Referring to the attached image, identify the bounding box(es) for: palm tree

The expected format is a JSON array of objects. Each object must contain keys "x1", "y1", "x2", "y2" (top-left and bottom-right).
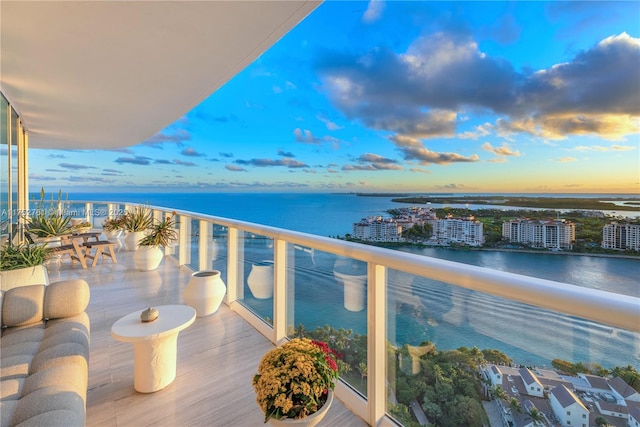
[
  {"x1": 509, "y1": 397, "x2": 522, "y2": 416},
  {"x1": 491, "y1": 385, "x2": 508, "y2": 401},
  {"x1": 525, "y1": 407, "x2": 544, "y2": 426}
]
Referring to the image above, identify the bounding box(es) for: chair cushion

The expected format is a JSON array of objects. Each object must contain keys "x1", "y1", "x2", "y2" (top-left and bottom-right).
[
  {"x1": 0, "y1": 355, "x2": 32, "y2": 380},
  {"x1": 22, "y1": 364, "x2": 87, "y2": 400},
  {"x1": 0, "y1": 400, "x2": 19, "y2": 427},
  {"x1": 0, "y1": 377, "x2": 24, "y2": 400},
  {"x1": 43, "y1": 280, "x2": 89, "y2": 319},
  {"x1": 1, "y1": 286, "x2": 45, "y2": 327},
  {"x1": 11, "y1": 385, "x2": 85, "y2": 426},
  {"x1": 29, "y1": 343, "x2": 88, "y2": 375}
]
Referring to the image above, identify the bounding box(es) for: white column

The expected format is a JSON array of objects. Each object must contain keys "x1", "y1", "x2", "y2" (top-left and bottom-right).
[
  {"x1": 199, "y1": 220, "x2": 210, "y2": 271},
  {"x1": 368, "y1": 263, "x2": 387, "y2": 426}
]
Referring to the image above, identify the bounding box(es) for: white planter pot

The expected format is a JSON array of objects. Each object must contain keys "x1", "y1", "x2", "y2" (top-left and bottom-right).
[
  {"x1": 333, "y1": 260, "x2": 367, "y2": 312},
  {"x1": 133, "y1": 246, "x2": 164, "y2": 271},
  {"x1": 267, "y1": 390, "x2": 333, "y2": 427},
  {"x1": 124, "y1": 231, "x2": 145, "y2": 251},
  {"x1": 183, "y1": 270, "x2": 226, "y2": 317},
  {"x1": 0, "y1": 265, "x2": 50, "y2": 291},
  {"x1": 105, "y1": 229, "x2": 122, "y2": 240},
  {"x1": 247, "y1": 260, "x2": 274, "y2": 299}
]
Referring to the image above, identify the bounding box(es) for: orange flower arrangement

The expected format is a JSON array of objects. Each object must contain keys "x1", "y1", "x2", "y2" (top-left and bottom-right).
[{"x1": 252, "y1": 338, "x2": 340, "y2": 423}]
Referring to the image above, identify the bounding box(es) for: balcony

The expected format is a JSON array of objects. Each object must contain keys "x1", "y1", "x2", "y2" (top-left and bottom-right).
[{"x1": 50, "y1": 201, "x2": 638, "y2": 426}]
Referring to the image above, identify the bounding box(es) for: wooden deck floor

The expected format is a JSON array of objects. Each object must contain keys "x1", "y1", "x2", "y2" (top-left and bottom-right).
[{"x1": 48, "y1": 241, "x2": 367, "y2": 427}]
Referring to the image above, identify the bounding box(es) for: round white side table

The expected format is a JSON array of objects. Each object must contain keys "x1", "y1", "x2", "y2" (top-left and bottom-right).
[{"x1": 111, "y1": 304, "x2": 196, "y2": 393}]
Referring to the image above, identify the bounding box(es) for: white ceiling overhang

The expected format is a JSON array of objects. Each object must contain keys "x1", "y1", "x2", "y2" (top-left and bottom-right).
[{"x1": 0, "y1": 1, "x2": 321, "y2": 149}]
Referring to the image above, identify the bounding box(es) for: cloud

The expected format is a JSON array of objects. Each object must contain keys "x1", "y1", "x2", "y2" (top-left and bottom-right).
[
  {"x1": 571, "y1": 144, "x2": 636, "y2": 152},
  {"x1": 115, "y1": 156, "x2": 152, "y2": 165},
  {"x1": 58, "y1": 163, "x2": 98, "y2": 170},
  {"x1": 436, "y1": 183, "x2": 477, "y2": 190},
  {"x1": 140, "y1": 129, "x2": 191, "y2": 148},
  {"x1": 278, "y1": 150, "x2": 295, "y2": 158},
  {"x1": 101, "y1": 168, "x2": 124, "y2": 176},
  {"x1": 481, "y1": 142, "x2": 521, "y2": 157},
  {"x1": 154, "y1": 159, "x2": 172, "y2": 165},
  {"x1": 235, "y1": 158, "x2": 309, "y2": 168},
  {"x1": 181, "y1": 147, "x2": 206, "y2": 157},
  {"x1": 29, "y1": 173, "x2": 57, "y2": 181},
  {"x1": 293, "y1": 128, "x2": 344, "y2": 148},
  {"x1": 458, "y1": 123, "x2": 493, "y2": 140},
  {"x1": 557, "y1": 157, "x2": 577, "y2": 162},
  {"x1": 225, "y1": 165, "x2": 247, "y2": 172},
  {"x1": 103, "y1": 147, "x2": 135, "y2": 154},
  {"x1": 273, "y1": 81, "x2": 297, "y2": 94},
  {"x1": 391, "y1": 135, "x2": 480, "y2": 165},
  {"x1": 409, "y1": 168, "x2": 431, "y2": 174},
  {"x1": 47, "y1": 154, "x2": 67, "y2": 159},
  {"x1": 172, "y1": 159, "x2": 197, "y2": 167},
  {"x1": 317, "y1": 114, "x2": 343, "y2": 130},
  {"x1": 219, "y1": 152, "x2": 234, "y2": 158},
  {"x1": 316, "y1": 31, "x2": 640, "y2": 145},
  {"x1": 294, "y1": 128, "x2": 320, "y2": 144},
  {"x1": 363, "y1": 0, "x2": 385, "y2": 23},
  {"x1": 67, "y1": 176, "x2": 115, "y2": 183},
  {"x1": 487, "y1": 157, "x2": 507, "y2": 163},
  {"x1": 343, "y1": 153, "x2": 403, "y2": 171}
]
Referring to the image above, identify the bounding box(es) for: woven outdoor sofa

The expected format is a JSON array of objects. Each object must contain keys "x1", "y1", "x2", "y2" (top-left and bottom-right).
[{"x1": 0, "y1": 279, "x2": 90, "y2": 427}]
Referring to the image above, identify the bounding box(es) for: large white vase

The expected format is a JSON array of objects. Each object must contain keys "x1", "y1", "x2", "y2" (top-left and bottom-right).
[
  {"x1": 183, "y1": 270, "x2": 226, "y2": 317},
  {"x1": 124, "y1": 231, "x2": 145, "y2": 251},
  {"x1": 247, "y1": 260, "x2": 274, "y2": 299},
  {"x1": 0, "y1": 265, "x2": 50, "y2": 291},
  {"x1": 133, "y1": 246, "x2": 164, "y2": 271},
  {"x1": 333, "y1": 260, "x2": 367, "y2": 312}
]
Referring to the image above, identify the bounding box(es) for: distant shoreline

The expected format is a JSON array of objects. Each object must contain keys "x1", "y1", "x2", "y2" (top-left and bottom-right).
[
  {"x1": 476, "y1": 247, "x2": 640, "y2": 260},
  {"x1": 388, "y1": 195, "x2": 640, "y2": 211},
  {"x1": 352, "y1": 240, "x2": 640, "y2": 260}
]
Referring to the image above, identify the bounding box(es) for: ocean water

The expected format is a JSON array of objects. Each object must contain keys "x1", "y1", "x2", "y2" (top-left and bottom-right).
[{"x1": 71, "y1": 192, "x2": 640, "y2": 368}]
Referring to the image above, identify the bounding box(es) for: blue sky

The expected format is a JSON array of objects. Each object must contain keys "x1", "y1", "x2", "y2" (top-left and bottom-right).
[{"x1": 28, "y1": 1, "x2": 640, "y2": 194}]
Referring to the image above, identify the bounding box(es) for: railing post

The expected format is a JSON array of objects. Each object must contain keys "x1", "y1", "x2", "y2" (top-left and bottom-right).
[
  {"x1": 226, "y1": 227, "x2": 240, "y2": 303},
  {"x1": 199, "y1": 220, "x2": 210, "y2": 271},
  {"x1": 368, "y1": 262, "x2": 387, "y2": 426},
  {"x1": 178, "y1": 214, "x2": 190, "y2": 265},
  {"x1": 84, "y1": 202, "x2": 92, "y2": 224},
  {"x1": 273, "y1": 239, "x2": 288, "y2": 344}
]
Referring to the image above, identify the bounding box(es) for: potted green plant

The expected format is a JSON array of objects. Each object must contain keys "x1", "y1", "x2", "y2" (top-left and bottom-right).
[
  {"x1": 122, "y1": 205, "x2": 154, "y2": 250},
  {"x1": 102, "y1": 215, "x2": 125, "y2": 239},
  {"x1": 0, "y1": 243, "x2": 52, "y2": 291},
  {"x1": 71, "y1": 220, "x2": 93, "y2": 234},
  {"x1": 252, "y1": 338, "x2": 339, "y2": 426},
  {"x1": 133, "y1": 212, "x2": 178, "y2": 270},
  {"x1": 25, "y1": 188, "x2": 72, "y2": 240}
]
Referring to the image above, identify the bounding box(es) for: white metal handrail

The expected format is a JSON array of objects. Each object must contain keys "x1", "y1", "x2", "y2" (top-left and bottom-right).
[
  {"x1": 144, "y1": 204, "x2": 638, "y2": 333},
  {"x1": 79, "y1": 200, "x2": 639, "y2": 426}
]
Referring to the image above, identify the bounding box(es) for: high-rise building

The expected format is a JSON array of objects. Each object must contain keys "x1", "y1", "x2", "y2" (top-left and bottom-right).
[
  {"x1": 502, "y1": 218, "x2": 575, "y2": 250},
  {"x1": 602, "y1": 222, "x2": 640, "y2": 251}
]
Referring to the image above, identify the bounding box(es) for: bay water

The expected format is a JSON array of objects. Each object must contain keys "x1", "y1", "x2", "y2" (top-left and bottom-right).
[{"x1": 72, "y1": 192, "x2": 639, "y2": 368}]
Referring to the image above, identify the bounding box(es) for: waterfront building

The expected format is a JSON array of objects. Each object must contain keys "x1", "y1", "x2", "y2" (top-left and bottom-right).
[
  {"x1": 429, "y1": 215, "x2": 485, "y2": 247},
  {"x1": 502, "y1": 218, "x2": 575, "y2": 250},
  {"x1": 353, "y1": 216, "x2": 403, "y2": 242},
  {"x1": 602, "y1": 222, "x2": 640, "y2": 251}
]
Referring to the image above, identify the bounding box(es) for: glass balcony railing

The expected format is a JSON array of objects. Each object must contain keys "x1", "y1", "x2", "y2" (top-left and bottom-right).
[{"x1": 73, "y1": 201, "x2": 639, "y2": 426}]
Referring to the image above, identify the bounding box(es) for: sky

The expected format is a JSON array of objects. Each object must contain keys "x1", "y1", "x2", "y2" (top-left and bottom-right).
[{"x1": 26, "y1": 1, "x2": 640, "y2": 194}]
